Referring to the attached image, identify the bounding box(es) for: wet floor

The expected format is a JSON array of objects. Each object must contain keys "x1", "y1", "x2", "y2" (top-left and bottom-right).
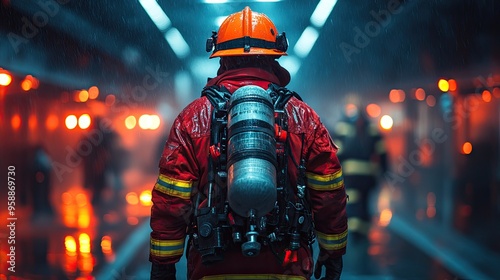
[{"x1": 2, "y1": 183, "x2": 499, "y2": 280}]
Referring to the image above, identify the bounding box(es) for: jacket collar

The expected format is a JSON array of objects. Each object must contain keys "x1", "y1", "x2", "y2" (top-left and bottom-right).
[{"x1": 205, "y1": 67, "x2": 284, "y2": 93}]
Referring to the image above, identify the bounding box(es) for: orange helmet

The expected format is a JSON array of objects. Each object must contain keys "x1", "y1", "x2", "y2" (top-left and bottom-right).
[{"x1": 206, "y1": 6, "x2": 288, "y2": 58}]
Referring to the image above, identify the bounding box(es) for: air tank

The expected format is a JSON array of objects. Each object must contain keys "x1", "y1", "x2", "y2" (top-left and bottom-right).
[{"x1": 226, "y1": 85, "x2": 277, "y2": 218}]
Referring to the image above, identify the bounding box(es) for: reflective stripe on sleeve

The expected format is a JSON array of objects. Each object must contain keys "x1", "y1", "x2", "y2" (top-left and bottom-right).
[
  {"x1": 315, "y1": 229, "x2": 348, "y2": 251},
  {"x1": 306, "y1": 169, "x2": 344, "y2": 191},
  {"x1": 150, "y1": 237, "x2": 185, "y2": 258},
  {"x1": 154, "y1": 174, "x2": 192, "y2": 199}
]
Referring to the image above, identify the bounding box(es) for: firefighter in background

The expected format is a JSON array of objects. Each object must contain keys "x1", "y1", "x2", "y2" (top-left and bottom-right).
[
  {"x1": 331, "y1": 101, "x2": 388, "y2": 241},
  {"x1": 150, "y1": 7, "x2": 347, "y2": 280}
]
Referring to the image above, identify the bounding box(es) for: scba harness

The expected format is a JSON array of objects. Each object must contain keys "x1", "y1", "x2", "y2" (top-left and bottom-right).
[{"x1": 190, "y1": 84, "x2": 315, "y2": 265}]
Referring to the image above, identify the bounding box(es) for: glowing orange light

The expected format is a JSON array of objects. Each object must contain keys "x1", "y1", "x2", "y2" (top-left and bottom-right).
[
  {"x1": 21, "y1": 79, "x2": 33, "y2": 91},
  {"x1": 365, "y1": 103, "x2": 381, "y2": 118},
  {"x1": 448, "y1": 79, "x2": 457, "y2": 91},
  {"x1": 482, "y1": 90, "x2": 492, "y2": 102},
  {"x1": 379, "y1": 115, "x2": 393, "y2": 130},
  {"x1": 105, "y1": 94, "x2": 116, "y2": 106},
  {"x1": 426, "y1": 95, "x2": 436, "y2": 107},
  {"x1": 62, "y1": 200, "x2": 78, "y2": 228},
  {"x1": 65, "y1": 115, "x2": 78, "y2": 129},
  {"x1": 149, "y1": 115, "x2": 161, "y2": 130},
  {"x1": 62, "y1": 192, "x2": 73, "y2": 205},
  {"x1": 78, "y1": 90, "x2": 89, "y2": 102},
  {"x1": 0, "y1": 72, "x2": 12, "y2": 86},
  {"x1": 88, "y1": 86, "x2": 99, "y2": 99},
  {"x1": 78, "y1": 114, "x2": 91, "y2": 129},
  {"x1": 28, "y1": 114, "x2": 37, "y2": 130},
  {"x1": 78, "y1": 251, "x2": 94, "y2": 273},
  {"x1": 65, "y1": 235, "x2": 77, "y2": 255},
  {"x1": 140, "y1": 190, "x2": 152, "y2": 206},
  {"x1": 101, "y1": 236, "x2": 113, "y2": 255},
  {"x1": 126, "y1": 192, "x2": 139, "y2": 205},
  {"x1": 462, "y1": 142, "x2": 472, "y2": 154},
  {"x1": 438, "y1": 79, "x2": 449, "y2": 92},
  {"x1": 127, "y1": 217, "x2": 139, "y2": 225},
  {"x1": 64, "y1": 253, "x2": 78, "y2": 274},
  {"x1": 415, "y1": 88, "x2": 426, "y2": 101},
  {"x1": 75, "y1": 193, "x2": 88, "y2": 207},
  {"x1": 31, "y1": 76, "x2": 39, "y2": 89},
  {"x1": 379, "y1": 209, "x2": 392, "y2": 226},
  {"x1": 389, "y1": 89, "x2": 405, "y2": 103},
  {"x1": 46, "y1": 114, "x2": 59, "y2": 131},
  {"x1": 78, "y1": 233, "x2": 91, "y2": 254},
  {"x1": 398, "y1": 90, "x2": 405, "y2": 102},
  {"x1": 77, "y1": 207, "x2": 91, "y2": 229},
  {"x1": 139, "y1": 114, "x2": 151, "y2": 129},
  {"x1": 11, "y1": 114, "x2": 21, "y2": 130},
  {"x1": 125, "y1": 116, "x2": 137, "y2": 129}
]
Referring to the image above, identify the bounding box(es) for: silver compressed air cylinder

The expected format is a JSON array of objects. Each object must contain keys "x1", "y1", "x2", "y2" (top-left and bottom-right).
[{"x1": 226, "y1": 85, "x2": 277, "y2": 218}]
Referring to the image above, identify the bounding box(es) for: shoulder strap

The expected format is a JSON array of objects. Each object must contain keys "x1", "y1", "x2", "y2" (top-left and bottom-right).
[
  {"x1": 202, "y1": 85, "x2": 231, "y2": 111},
  {"x1": 267, "y1": 83, "x2": 303, "y2": 110}
]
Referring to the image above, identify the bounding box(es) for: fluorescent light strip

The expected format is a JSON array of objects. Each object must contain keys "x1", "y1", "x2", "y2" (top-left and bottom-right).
[
  {"x1": 139, "y1": 0, "x2": 171, "y2": 31},
  {"x1": 215, "y1": 16, "x2": 227, "y2": 27},
  {"x1": 203, "y1": 0, "x2": 281, "y2": 3},
  {"x1": 165, "y1": 28, "x2": 191, "y2": 59},
  {"x1": 203, "y1": 0, "x2": 229, "y2": 3},
  {"x1": 293, "y1": 26, "x2": 319, "y2": 58},
  {"x1": 310, "y1": 0, "x2": 338, "y2": 28},
  {"x1": 279, "y1": 56, "x2": 301, "y2": 78}
]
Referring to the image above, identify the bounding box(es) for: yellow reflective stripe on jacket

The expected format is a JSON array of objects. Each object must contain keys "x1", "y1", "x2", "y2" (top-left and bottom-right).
[
  {"x1": 150, "y1": 237, "x2": 185, "y2": 258},
  {"x1": 202, "y1": 274, "x2": 306, "y2": 280},
  {"x1": 154, "y1": 174, "x2": 192, "y2": 199},
  {"x1": 342, "y1": 159, "x2": 378, "y2": 176},
  {"x1": 316, "y1": 229, "x2": 348, "y2": 251},
  {"x1": 306, "y1": 170, "x2": 344, "y2": 191}
]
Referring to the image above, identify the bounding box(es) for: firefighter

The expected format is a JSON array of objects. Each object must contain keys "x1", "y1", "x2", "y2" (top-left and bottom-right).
[
  {"x1": 331, "y1": 102, "x2": 388, "y2": 241},
  {"x1": 149, "y1": 7, "x2": 347, "y2": 280}
]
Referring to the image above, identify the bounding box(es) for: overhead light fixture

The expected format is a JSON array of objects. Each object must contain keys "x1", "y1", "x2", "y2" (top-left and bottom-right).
[
  {"x1": 293, "y1": 26, "x2": 319, "y2": 58},
  {"x1": 215, "y1": 16, "x2": 227, "y2": 27},
  {"x1": 139, "y1": 0, "x2": 171, "y2": 32},
  {"x1": 279, "y1": 56, "x2": 301, "y2": 78},
  {"x1": 202, "y1": 0, "x2": 229, "y2": 3},
  {"x1": 310, "y1": 0, "x2": 338, "y2": 28},
  {"x1": 165, "y1": 28, "x2": 190, "y2": 59},
  {"x1": 203, "y1": 0, "x2": 281, "y2": 3}
]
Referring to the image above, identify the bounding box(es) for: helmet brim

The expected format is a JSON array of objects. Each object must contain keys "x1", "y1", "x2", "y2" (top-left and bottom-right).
[{"x1": 210, "y1": 47, "x2": 287, "y2": 59}]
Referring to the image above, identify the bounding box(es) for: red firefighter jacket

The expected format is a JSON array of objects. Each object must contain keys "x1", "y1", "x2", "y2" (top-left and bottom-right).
[{"x1": 150, "y1": 67, "x2": 347, "y2": 279}]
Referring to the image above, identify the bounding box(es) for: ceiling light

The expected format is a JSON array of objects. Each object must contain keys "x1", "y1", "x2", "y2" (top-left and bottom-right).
[
  {"x1": 202, "y1": 0, "x2": 229, "y2": 3},
  {"x1": 310, "y1": 0, "x2": 338, "y2": 28},
  {"x1": 293, "y1": 26, "x2": 319, "y2": 58},
  {"x1": 139, "y1": 0, "x2": 171, "y2": 32},
  {"x1": 279, "y1": 56, "x2": 301, "y2": 78},
  {"x1": 165, "y1": 28, "x2": 190, "y2": 59},
  {"x1": 215, "y1": 16, "x2": 227, "y2": 27}
]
